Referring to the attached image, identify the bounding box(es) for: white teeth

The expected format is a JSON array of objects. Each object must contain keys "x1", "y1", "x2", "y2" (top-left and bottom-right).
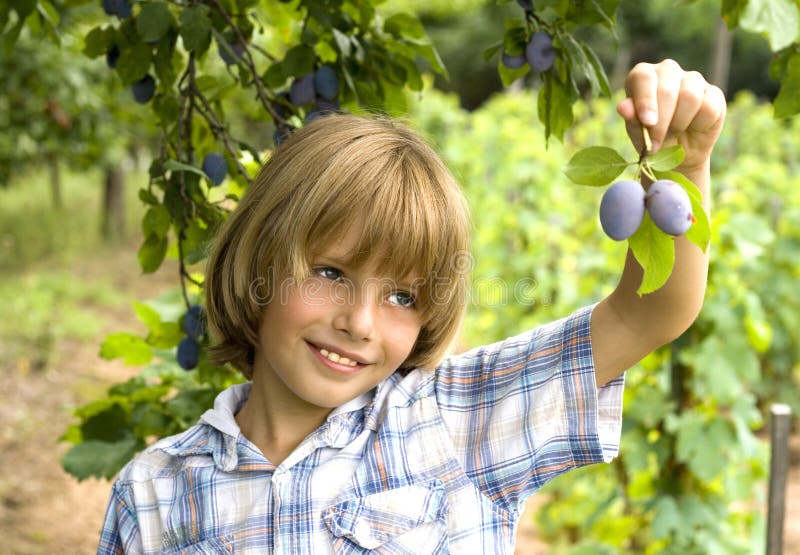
[{"x1": 318, "y1": 348, "x2": 359, "y2": 366}]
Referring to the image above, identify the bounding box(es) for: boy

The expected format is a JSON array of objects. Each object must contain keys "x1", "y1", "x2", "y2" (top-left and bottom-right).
[{"x1": 98, "y1": 59, "x2": 726, "y2": 553}]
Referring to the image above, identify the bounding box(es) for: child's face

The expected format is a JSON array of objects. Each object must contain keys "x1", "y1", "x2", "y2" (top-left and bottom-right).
[{"x1": 252, "y1": 224, "x2": 423, "y2": 412}]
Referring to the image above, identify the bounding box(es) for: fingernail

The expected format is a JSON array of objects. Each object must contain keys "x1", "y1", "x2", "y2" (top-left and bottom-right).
[{"x1": 641, "y1": 110, "x2": 658, "y2": 127}]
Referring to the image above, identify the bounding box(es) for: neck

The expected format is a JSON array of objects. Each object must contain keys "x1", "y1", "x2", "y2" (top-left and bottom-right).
[{"x1": 235, "y1": 372, "x2": 332, "y2": 466}]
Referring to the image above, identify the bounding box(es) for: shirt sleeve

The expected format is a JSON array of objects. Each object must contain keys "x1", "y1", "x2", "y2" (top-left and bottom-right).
[
  {"x1": 434, "y1": 304, "x2": 624, "y2": 514},
  {"x1": 97, "y1": 479, "x2": 142, "y2": 555}
]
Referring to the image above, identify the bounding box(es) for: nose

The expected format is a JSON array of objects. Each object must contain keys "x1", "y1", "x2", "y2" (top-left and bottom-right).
[{"x1": 333, "y1": 288, "x2": 377, "y2": 341}]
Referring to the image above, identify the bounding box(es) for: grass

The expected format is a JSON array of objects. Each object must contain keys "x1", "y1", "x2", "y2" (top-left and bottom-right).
[{"x1": 0, "y1": 163, "x2": 150, "y2": 369}]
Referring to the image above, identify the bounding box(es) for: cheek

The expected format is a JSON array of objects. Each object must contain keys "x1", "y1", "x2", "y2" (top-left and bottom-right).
[{"x1": 384, "y1": 315, "x2": 422, "y2": 360}]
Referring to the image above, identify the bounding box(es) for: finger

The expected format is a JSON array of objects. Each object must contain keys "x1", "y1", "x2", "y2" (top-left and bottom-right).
[
  {"x1": 648, "y1": 59, "x2": 683, "y2": 150},
  {"x1": 668, "y1": 71, "x2": 707, "y2": 133},
  {"x1": 616, "y1": 97, "x2": 636, "y2": 121},
  {"x1": 624, "y1": 118, "x2": 645, "y2": 153},
  {"x1": 690, "y1": 84, "x2": 727, "y2": 134},
  {"x1": 625, "y1": 63, "x2": 659, "y2": 129}
]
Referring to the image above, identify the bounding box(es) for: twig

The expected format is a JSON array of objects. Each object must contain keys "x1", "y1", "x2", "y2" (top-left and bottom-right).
[
  {"x1": 207, "y1": 0, "x2": 283, "y2": 123},
  {"x1": 191, "y1": 87, "x2": 254, "y2": 185}
]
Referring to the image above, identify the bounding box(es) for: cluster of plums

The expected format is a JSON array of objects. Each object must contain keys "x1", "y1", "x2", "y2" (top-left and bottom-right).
[
  {"x1": 177, "y1": 304, "x2": 204, "y2": 370},
  {"x1": 502, "y1": 30, "x2": 557, "y2": 73},
  {"x1": 599, "y1": 179, "x2": 694, "y2": 240}
]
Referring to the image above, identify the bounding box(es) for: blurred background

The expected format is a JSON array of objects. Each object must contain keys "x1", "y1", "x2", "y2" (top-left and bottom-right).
[{"x1": 1, "y1": 0, "x2": 799, "y2": 553}]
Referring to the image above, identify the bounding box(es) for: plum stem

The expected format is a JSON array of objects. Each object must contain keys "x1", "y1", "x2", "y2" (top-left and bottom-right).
[{"x1": 642, "y1": 126, "x2": 653, "y2": 154}]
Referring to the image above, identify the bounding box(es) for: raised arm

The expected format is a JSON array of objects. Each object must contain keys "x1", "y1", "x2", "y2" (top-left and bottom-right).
[{"x1": 591, "y1": 59, "x2": 727, "y2": 387}]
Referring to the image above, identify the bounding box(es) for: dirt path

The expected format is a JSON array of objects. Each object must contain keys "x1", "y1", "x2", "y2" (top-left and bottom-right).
[
  {"x1": 0, "y1": 242, "x2": 178, "y2": 554},
  {"x1": 0, "y1": 242, "x2": 797, "y2": 554}
]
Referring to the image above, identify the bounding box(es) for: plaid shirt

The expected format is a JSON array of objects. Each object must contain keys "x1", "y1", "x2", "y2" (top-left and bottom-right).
[{"x1": 98, "y1": 305, "x2": 624, "y2": 554}]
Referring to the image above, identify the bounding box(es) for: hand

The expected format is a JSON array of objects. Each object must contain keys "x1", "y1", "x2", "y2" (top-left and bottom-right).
[{"x1": 617, "y1": 59, "x2": 727, "y2": 173}]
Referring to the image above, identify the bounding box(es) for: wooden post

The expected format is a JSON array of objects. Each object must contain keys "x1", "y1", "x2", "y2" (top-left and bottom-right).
[{"x1": 767, "y1": 403, "x2": 792, "y2": 555}]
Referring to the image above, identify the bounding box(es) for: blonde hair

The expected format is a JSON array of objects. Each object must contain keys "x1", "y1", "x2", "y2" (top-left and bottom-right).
[{"x1": 204, "y1": 113, "x2": 472, "y2": 379}]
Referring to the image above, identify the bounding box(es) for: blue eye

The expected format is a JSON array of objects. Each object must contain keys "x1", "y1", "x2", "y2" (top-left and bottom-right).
[
  {"x1": 315, "y1": 266, "x2": 343, "y2": 281},
  {"x1": 389, "y1": 291, "x2": 415, "y2": 308}
]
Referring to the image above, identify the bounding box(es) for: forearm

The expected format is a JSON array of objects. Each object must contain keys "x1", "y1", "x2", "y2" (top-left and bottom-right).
[{"x1": 592, "y1": 161, "x2": 710, "y2": 386}]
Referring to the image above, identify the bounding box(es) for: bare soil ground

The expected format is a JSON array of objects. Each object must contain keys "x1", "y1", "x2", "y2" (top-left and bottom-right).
[{"x1": 0, "y1": 243, "x2": 797, "y2": 554}]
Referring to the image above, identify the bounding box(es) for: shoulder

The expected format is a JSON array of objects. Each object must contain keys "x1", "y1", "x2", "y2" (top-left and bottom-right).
[
  {"x1": 437, "y1": 305, "x2": 595, "y2": 377},
  {"x1": 114, "y1": 423, "x2": 215, "y2": 484}
]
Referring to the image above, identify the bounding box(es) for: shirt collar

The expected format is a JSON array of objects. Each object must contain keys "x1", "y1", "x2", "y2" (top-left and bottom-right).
[{"x1": 180, "y1": 381, "x2": 383, "y2": 471}]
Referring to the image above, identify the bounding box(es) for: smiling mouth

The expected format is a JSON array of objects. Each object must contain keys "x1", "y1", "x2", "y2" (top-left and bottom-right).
[
  {"x1": 306, "y1": 341, "x2": 368, "y2": 370},
  {"x1": 318, "y1": 347, "x2": 359, "y2": 367}
]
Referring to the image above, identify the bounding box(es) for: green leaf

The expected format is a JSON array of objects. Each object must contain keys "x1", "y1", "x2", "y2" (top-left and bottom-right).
[
  {"x1": 142, "y1": 204, "x2": 171, "y2": 238},
  {"x1": 264, "y1": 62, "x2": 288, "y2": 88},
  {"x1": 560, "y1": 34, "x2": 602, "y2": 97},
  {"x1": 538, "y1": 74, "x2": 574, "y2": 144},
  {"x1": 502, "y1": 26, "x2": 527, "y2": 55},
  {"x1": 673, "y1": 414, "x2": 735, "y2": 481},
  {"x1": 166, "y1": 388, "x2": 216, "y2": 426},
  {"x1": 131, "y1": 403, "x2": 170, "y2": 437},
  {"x1": 283, "y1": 44, "x2": 315, "y2": 77},
  {"x1": 498, "y1": 58, "x2": 530, "y2": 87},
  {"x1": 653, "y1": 170, "x2": 710, "y2": 252},
  {"x1": 61, "y1": 437, "x2": 139, "y2": 481},
  {"x1": 628, "y1": 213, "x2": 676, "y2": 295},
  {"x1": 739, "y1": 0, "x2": 799, "y2": 51},
  {"x1": 581, "y1": 42, "x2": 611, "y2": 97},
  {"x1": 483, "y1": 41, "x2": 502, "y2": 63},
  {"x1": 83, "y1": 26, "x2": 112, "y2": 58},
  {"x1": 136, "y1": 1, "x2": 174, "y2": 44},
  {"x1": 332, "y1": 28, "x2": 352, "y2": 57},
  {"x1": 179, "y1": 5, "x2": 211, "y2": 52},
  {"x1": 651, "y1": 496, "x2": 682, "y2": 540},
  {"x1": 138, "y1": 232, "x2": 168, "y2": 274},
  {"x1": 646, "y1": 145, "x2": 685, "y2": 171},
  {"x1": 721, "y1": 0, "x2": 749, "y2": 27},
  {"x1": 774, "y1": 53, "x2": 800, "y2": 119},
  {"x1": 100, "y1": 332, "x2": 154, "y2": 365},
  {"x1": 163, "y1": 158, "x2": 207, "y2": 177},
  {"x1": 567, "y1": 0, "x2": 619, "y2": 27},
  {"x1": 154, "y1": 35, "x2": 181, "y2": 88},
  {"x1": 563, "y1": 146, "x2": 629, "y2": 186},
  {"x1": 411, "y1": 42, "x2": 448, "y2": 79},
  {"x1": 133, "y1": 301, "x2": 162, "y2": 331},
  {"x1": 384, "y1": 13, "x2": 426, "y2": 40},
  {"x1": 117, "y1": 42, "x2": 153, "y2": 85},
  {"x1": 139, "y1": 188, "x2": 160, "y2": 205},
  {"x1": 81, "y1": 404, "x2": 129, "y2": 442}
]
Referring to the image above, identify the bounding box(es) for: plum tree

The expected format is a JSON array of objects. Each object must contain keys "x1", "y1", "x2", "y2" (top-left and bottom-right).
[
  {"x1": 646, "y1": 179, "x2": 694, "y2": 236},
  {"x1": 525, "y1": 31, "x2": 556, "y2": 72},
  {"x1": 177, "y1": 336, "x2": 200, "y2": 370},
  {"x1": 202, "y1": 153, "x2": 227, "y2": 186},
  {"x1": 131, "y1": 75, "x2": 155, "y2": 104},
  {"x1": 599, "y1": 179, "x2": 646, "y2": 241}
]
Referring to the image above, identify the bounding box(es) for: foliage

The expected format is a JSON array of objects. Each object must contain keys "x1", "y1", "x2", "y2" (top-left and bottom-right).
[{"x1": 0, "y1": 10, "x2": 156, "y2": 187}]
